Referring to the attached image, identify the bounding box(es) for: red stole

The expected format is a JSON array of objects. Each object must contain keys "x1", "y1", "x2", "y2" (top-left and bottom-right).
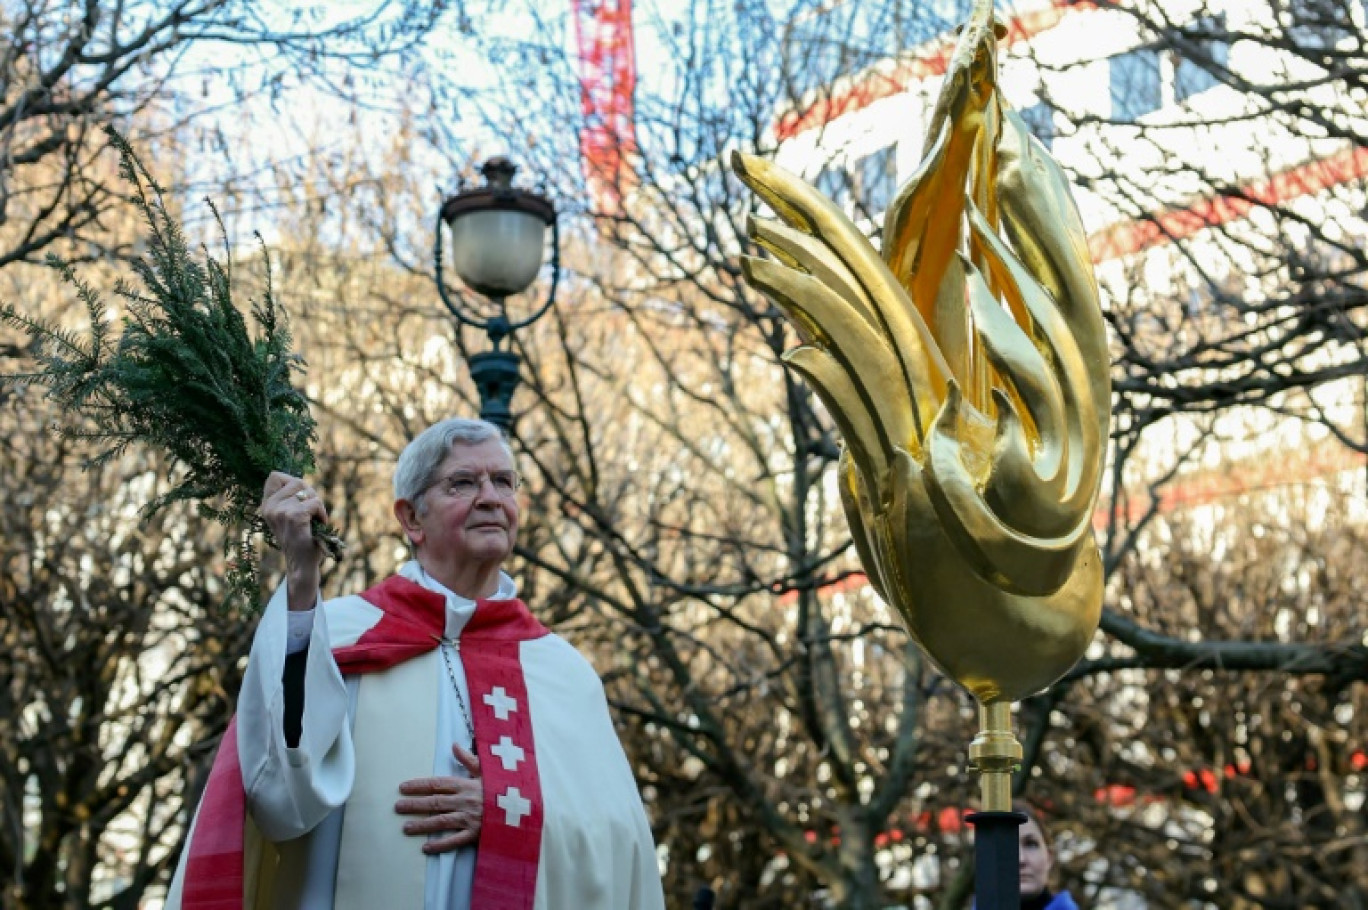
[{"x1": 182, "y1": 576, "x2": 548, "y2": 909}]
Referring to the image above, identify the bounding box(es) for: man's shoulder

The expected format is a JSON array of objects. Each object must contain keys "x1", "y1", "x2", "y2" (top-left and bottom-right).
[
  {"x1": 319, "y1": 574, "x2": 423, "y2": 618},
  {"x1": 524, "y1": 629, "x2": 590, "y2": 661},
  {"x1": 522, "y1": 632, "x2": 608, "y2": 683},
  {"x1": 317, "y1": 588, "x2": 390, "y2": 648},
  {"x1": 320, "y1": 588, "x2": 386, "y2": 615}
]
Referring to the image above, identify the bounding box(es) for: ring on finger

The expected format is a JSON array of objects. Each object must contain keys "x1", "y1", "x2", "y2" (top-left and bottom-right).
[{"x1": 295, "y1": 490, "x2": 309, "y2": 502}]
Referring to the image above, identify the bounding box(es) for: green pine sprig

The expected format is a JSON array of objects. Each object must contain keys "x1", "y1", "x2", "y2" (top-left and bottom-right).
[{"x1": 0, "y1": 126, "x2": 342, "y2": 607}]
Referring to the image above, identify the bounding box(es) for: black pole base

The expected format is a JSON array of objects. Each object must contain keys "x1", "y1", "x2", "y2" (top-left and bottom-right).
[
  {"x1": 468, "y1": 349, "x2": 522, "y2": 431},
  {"x1": 966, "y1": 810, "x2": 1027, "y2": 910}
]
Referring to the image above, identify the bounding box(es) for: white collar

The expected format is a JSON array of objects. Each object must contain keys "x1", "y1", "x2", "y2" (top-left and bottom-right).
[{"x1": 398, "y1": 560, "x2": 517, "y2": 639}]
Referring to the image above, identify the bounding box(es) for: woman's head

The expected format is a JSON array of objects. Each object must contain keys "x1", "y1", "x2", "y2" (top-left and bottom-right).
[{"x1": 1016, "y1": 802, "x2": 1055, "y2": 898}]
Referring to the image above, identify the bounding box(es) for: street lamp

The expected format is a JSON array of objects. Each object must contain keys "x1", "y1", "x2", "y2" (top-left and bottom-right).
[{"x1": 434, "y1": 157, "x2": 560, "y2": 430}]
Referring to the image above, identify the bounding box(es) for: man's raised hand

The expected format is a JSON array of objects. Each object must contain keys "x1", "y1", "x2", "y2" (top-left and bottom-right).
[{"x1": 259, "y1": 472, "x2": 328, "y2": 611}]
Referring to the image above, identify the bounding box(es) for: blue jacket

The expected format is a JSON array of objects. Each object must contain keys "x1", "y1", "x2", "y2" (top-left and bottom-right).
[{"x1": 972, "y1": 891, "x2": 1079, "y2": 910}]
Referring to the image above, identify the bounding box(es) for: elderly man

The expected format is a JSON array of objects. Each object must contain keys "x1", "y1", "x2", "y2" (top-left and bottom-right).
[{"x1": 168, "y1": 418, "x2": 665, "y2": 909}]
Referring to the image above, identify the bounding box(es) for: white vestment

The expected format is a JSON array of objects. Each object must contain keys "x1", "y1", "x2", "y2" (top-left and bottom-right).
[{"x1": 167, "y1": 562, "x2": 665, "y2": 910}]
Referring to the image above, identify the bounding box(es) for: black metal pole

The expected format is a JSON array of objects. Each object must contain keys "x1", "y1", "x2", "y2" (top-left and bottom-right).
[
  {"x1": 966, "y1": 810, "x2": 1025, "y2": 910},
  {"x1": 467, "y1": 349, "x2": 521, "y2": 432}
]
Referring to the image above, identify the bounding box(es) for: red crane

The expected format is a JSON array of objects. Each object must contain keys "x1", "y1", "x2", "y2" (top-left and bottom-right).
[{"x1": 571, "y1": 0, "x2": 637, "y2": 208}]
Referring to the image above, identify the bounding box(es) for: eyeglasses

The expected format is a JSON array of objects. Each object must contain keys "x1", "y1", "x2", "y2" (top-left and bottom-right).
[{"x1": 424, "y1": 469, "x2": 521, "y2": 501}]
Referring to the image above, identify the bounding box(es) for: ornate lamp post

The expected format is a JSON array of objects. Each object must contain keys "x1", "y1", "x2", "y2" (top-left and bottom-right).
[{"x1": 434, "y1": 157, "x2": 560, "y2": 430}]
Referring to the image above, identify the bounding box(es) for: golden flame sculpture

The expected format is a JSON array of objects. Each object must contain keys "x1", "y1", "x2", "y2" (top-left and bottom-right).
[{"x1": 732, "y1": 0, "x2": 1109, "y2": 810}]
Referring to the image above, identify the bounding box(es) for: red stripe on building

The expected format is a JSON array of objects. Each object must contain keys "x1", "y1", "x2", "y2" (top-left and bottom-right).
[
  {"x1": 1094, "y1": 440, "x2": 1368, "y2": 529},
  {"x1": 776, "y1": 1, "x2": 1091, "y2": 141},
  {"x1": 1090, "y1": 145, "x2": 1368, "y2": 262},
  {"x1": 775, "y1": 571, "x2": 869, "y2": 606}
]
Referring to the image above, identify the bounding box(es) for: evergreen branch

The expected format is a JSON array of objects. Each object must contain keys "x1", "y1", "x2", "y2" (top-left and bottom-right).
[{"x1": 0, "y1": 126, "x2": 342, "y2": 609}]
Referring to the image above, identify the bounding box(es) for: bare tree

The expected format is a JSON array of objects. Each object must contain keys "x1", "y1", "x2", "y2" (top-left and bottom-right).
[
  {"x1": 410, "y1": 1, "x2": 1368, "y2": 906},
  {"x1": 1029, "y1": 487, "x2": 1368, "y2": 906},
  {"x1": 0, "y1": 0, "x2": 451, "y2": 269},
  {"x1": 6, "y1": 0, "x2": 1367, "y2": 906},
  {"x1": 0, "y1": 383, "x2": 254, "y2": 909}
]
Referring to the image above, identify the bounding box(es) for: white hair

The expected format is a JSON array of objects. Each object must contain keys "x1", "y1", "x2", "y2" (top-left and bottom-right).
[{"x1": 393, "y1": 418, "x2": 512, "y2": 512}]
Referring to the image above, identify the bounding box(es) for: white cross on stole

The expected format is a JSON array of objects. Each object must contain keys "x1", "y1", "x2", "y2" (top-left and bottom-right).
[
  {"x1": 491, "y1": 735, "x2": 526, "y2": 771},
  {"x1": 497, "y1": 786, "x2": 532, "y2": 827},
  {"x1": 483, "y1": 686, "x2": 518, "y2": 721}
]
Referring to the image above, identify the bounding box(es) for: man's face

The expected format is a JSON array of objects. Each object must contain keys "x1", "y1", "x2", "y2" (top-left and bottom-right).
[{"x1": 402, "y1": 439, "x2": 520, "y2": 566}]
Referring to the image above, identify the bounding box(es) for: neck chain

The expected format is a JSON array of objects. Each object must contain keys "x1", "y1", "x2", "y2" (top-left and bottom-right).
[{"x1": 437, "y1": 638, "x2": 477, "y2": 745}]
